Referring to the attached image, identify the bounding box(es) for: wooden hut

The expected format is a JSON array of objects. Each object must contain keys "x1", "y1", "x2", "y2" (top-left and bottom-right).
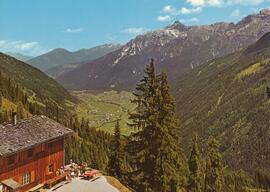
[{"x1": 0, "y1": 115, "x2": 73, "y2": 192}]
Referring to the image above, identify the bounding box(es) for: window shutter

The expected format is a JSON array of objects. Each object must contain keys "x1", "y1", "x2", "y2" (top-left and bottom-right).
[
  {"x1": 54, "y1": 163, "x2": 56, "y2": 175},
  {"x1": 46, "y1": 165, "x2": 49, "y2": 175},
  {"x1": 31, "y1": 170, "x2": 35, "y2": 183},
  {"x1": 18, "y1": 175, "x2": 23, "y2": 185}
]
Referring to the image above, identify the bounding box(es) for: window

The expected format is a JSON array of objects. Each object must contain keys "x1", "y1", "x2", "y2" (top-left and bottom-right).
[
  {"x1": 46, "y1": 164, "x2": 54, "y2": 175},
  {"x1": 22, "y1": 173, "x2": 31, "y2": 185},
  {"x1": 7, "y1": 154, "x2": 16, "y2": 165},
  {"x1": 48, "y1": 164, "x2": 54, "y2": 173}
]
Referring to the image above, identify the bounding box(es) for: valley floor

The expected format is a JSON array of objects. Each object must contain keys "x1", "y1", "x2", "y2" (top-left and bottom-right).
[{"x1": 73, "y1": 90, "x2": 135, "y2": 135}]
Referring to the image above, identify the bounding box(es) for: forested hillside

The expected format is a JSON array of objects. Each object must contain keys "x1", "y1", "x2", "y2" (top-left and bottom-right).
[
  {"x1": 105, "y1": 60, "x2": 270, "y2": 192},
  {"x1": 174, "y1": 32, "x2": 270, "y2": 173},
  {"x1": 5, "y1": 52, "x2": 32, "y2": 62},
  {"x1": 0, "y1": 52, "x2": 114, "y2": 176},
  {"x1": 0, "y1": 52, "x2": 75, "y2": 120}
]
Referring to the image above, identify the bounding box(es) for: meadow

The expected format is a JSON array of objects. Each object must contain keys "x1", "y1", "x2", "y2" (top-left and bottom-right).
[{"x1": 73, "y1": 90, "x2": 135, "y2": 135}]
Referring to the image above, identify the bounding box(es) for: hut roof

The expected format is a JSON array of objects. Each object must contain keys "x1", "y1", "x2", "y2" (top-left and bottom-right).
[
  {"x1": 0, "y1": 115, "x2": 73, "y2": 156},
  {"x1": 1, "y1": 179, "x2": 20, "y2": 189}
]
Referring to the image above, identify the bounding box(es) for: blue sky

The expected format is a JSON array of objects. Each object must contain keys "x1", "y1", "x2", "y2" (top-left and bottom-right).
[{"x1": 0, "y1": 0, "x2": 269, "y2": 56}]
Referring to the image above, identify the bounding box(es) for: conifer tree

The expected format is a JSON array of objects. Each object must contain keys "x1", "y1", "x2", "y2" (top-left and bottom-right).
[
  {"x1": 187, "y1": 135, "x2": 203, "y2": 192},
  {"x1": 107, "y1": 120, "x2": 124, "y2": 179},
  {"x1": 16, "y1": 102, "x2": 24, "y2": 120},
  {"x1": 128, "y1": 59, "x2": 158, "y2": 191},
  {"x1": 128, "y1": 60, "x2": 186, "y2": 192},
  {"x1": 267, "y1": 87, "x2": 270, "y2": 97},
  {"x1": 0, "y1": 94, "x2": 2, "y2": 108},
  {"x1": 154, "y1": 72, "x2": 186, "y2": 192},
  {"x1": 204, "y1": 136, "x2": 223, "y2": 192}
]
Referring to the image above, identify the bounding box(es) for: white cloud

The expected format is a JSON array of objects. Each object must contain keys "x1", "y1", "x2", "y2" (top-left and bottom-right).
[
  {"x1": 65, "y1": 28, "x2": 83, "y2": 33},
  {"x1": 231, "y1": 0, "x2": 266, "y2": 5},
  {"x1": 179, "y1": 17, "x2": 199, "y2": 23},
  {"x1": 187, "y1": 0, "x2": 205, "y2": 6},
  {"x1": 0, "y1": 40, "x2": 38, "y2": 51},
  {"x1": 186, "y1": 0, "x2": 270, "y2": 7},
  {"x1": 208, "y1": 0, "x2": 224, "y2": 6},
  {"x1": 163, "y1": 5, "x2": 175, "y2": 14},
  {"x1": 162, "y1": 5, "x2": 180, "y2": 15},
  {"x1": 157, "y1": 15, "x2": 172, "y2": 22},
  {"x1": 161, "y1": 4, "x2": 202, "y2": 16},
  {"x1": 180, "y1": 7, "x2": 202, "y2": 14},
  {"x1": 0, "y1": 40, "x2": 48, "y2": 56},
  {"x1": 122, "y1": 27, "x2": 147, "y2": 35},
  {"x1": 14, "y1": 41, "x2": 39, "y2": 51}
]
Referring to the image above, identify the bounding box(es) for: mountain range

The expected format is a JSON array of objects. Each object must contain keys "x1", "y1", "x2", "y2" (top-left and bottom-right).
[
  {"x1": 27, "y1": 44, "x2": 122, "y2": 78},
  {"x1": 5, "y1": 52, "x2": 33, "y2": 62},
  {"x1": 56, "y1": 11, "x2": 270, "y2": 90}
]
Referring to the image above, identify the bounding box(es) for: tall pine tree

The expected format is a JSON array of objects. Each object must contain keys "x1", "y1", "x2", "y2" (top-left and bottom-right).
[
  {"x1": 187, "y1": 135, "x2": 203, "y2": 192},
  {"x1": 128, "y1": 59, "x2": 158, "y2": 191},
  {"x1": 128, "y1": 60, "x2": 186, "y2": 192},
  {"x1": 107, "y1": 120, "x2": 124, "y2": 180},
  {"x1": 154, "y1": 72, "x2": 187, "y2": 192},
  {"x1": 204, "y1": 136, "x2": 223, "y2": 192}
]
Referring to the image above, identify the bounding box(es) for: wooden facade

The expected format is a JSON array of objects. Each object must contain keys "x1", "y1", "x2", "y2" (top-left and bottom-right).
[
  {"x1": 0, "y1": 138, "x2": 64, "y2": 191},
  {"x1": 0, "y1": 116, "x2": 73, "y2": 192}
]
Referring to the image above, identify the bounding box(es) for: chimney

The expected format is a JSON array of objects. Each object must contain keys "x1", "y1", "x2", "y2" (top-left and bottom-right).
[{"x1": 12, "y1": 112, "x2": 17, "y2": 125}]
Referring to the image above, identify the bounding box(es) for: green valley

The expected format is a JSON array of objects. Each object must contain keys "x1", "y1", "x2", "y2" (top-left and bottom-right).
[{"x1": 73, "y1": 90, "x2": 135, "y2": 135}]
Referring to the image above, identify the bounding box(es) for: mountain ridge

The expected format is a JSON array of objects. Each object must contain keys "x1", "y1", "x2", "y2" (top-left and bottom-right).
[
  {"x1": 57, "y1": 10, "x2": 270, "y2": 90},
  {"x1": 27, "y1": 44, "x2": 122, "y2": 77},
  {"x1": 5, "y1": 52, "x2": 33, "y2": 62}
]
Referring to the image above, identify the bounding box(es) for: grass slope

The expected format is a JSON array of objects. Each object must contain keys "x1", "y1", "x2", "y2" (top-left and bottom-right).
[
  {"x1": 174, "y1": 33, "x2": 270, "y2": 172},
  {"x1": 106, "y1": 176, "x2": 132, "y2": 192},
  {"x1": 73, "y1": 90, "x2": 135, "y2": 135}
]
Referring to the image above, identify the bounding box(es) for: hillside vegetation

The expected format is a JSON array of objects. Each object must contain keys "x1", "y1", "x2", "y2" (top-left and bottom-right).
[
  {"x1": 0, "y1": 52, "x2": 115, "y2": 175},
  {"x1": 0, "y1": 52, "x2": 75, "y2": 120},
  {"x1": 174, "y1": 32, "x2": 270, "y2": 173}
]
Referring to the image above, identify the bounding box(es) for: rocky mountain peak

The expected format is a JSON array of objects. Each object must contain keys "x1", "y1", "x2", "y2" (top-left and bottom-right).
[
  {"x1": 57, "y1": 11, "x2": 270, "y2": 90},
  {"x1": 260, "y1": 8, "x2": 270, "y2": 15},
  {"x1": 51, "y1": 48, "x2": 70, "y2": 54},
  {"x1": 166, "y1": 20, "x2": 187, "y2": 31},
  {"x1": 237, "y1": 10, "x2": 270, "y2": 26}
]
